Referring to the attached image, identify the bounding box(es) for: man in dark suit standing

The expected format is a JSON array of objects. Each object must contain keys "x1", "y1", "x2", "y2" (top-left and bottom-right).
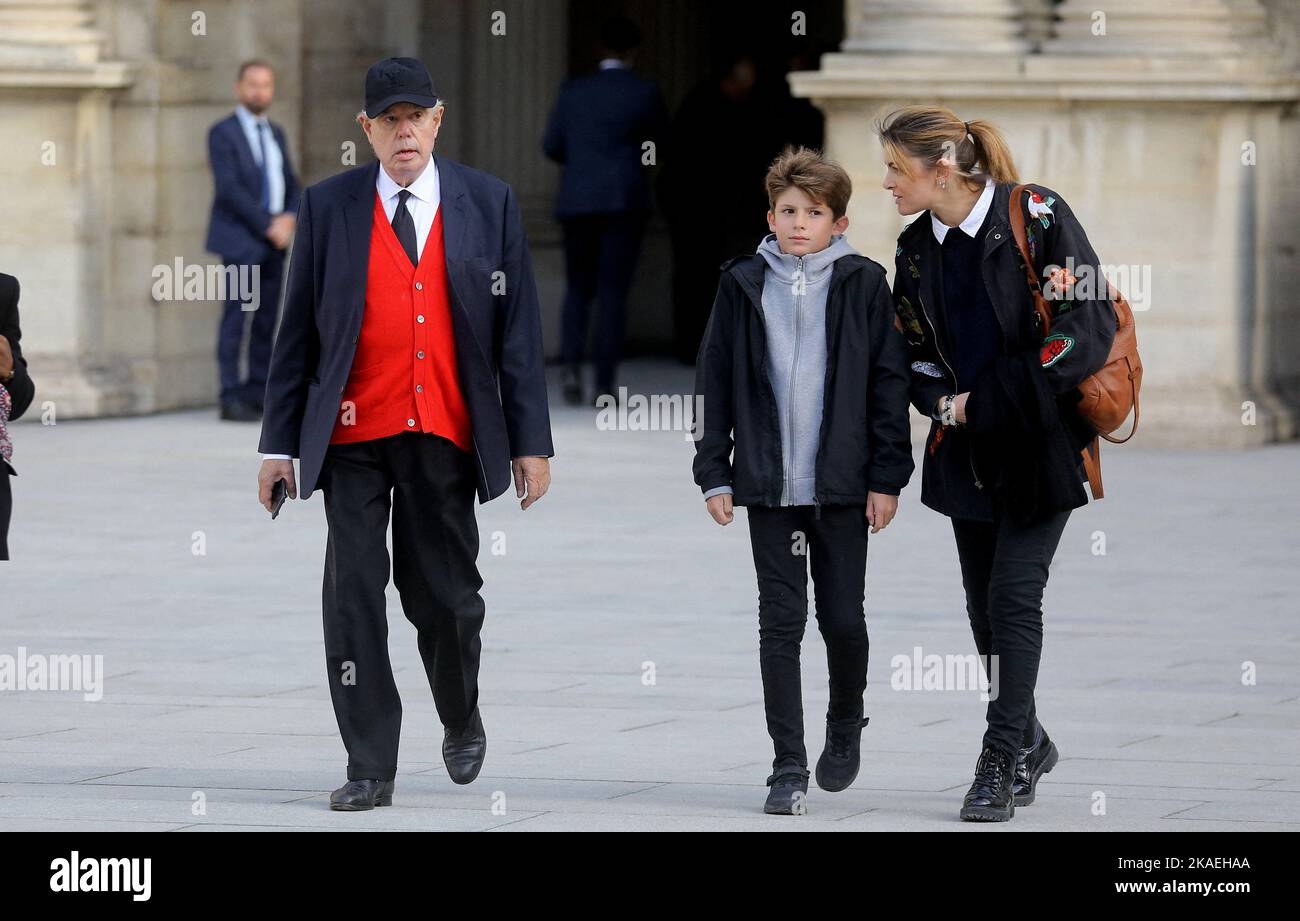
[
  {"x1": 0, "y1": 273, "x2": 35, "y2": 561},
  {"x1": 256, "y1": 57, "x2": 554, "y2": 811},
  {"x1": 543, "y1": 17, "x2": 668, "y2": 405},
  {"x1": 206, "y1": 60, "x2": 301, "y2": 422}
]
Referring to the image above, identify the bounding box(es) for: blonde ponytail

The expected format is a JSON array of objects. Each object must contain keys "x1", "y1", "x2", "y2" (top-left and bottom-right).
[{"x1": 875, "y1": 105, "x2": 1019, "y2": 188}]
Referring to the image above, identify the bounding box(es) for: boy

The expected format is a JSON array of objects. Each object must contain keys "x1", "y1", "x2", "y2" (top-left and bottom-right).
[{"x1": 692, "y1": 146, "x2": 914, "y2": 814}]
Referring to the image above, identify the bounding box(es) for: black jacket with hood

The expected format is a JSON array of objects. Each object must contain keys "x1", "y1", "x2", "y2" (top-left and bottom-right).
[{"x1": 692, "y1": 250, "x2": 914, "y2": 509}]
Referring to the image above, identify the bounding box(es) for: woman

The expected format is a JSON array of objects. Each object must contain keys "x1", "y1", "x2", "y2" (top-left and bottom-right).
[
  {"x1": 877, "y1": 106, "x2": 1116, "y2": 821},
  {"x1": 1, "y1": 272, "x2": 36, "y2": 561}
]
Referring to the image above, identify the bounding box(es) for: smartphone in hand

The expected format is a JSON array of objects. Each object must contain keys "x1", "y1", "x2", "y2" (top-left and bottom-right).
[{"x1": 270, "y1": 479, "x2": 288, "y2": 519}]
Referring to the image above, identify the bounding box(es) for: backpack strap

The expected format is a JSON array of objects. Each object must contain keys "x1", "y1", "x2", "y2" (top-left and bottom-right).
[
  {"x1": 1082, "y1": 434, "x2": 1104, "y2": 500},
  {"x1": 1007, "y1": 183, "x2": 1053, "y2": 335}
]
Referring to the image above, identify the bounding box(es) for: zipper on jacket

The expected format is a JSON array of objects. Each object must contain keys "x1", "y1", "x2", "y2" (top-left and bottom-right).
[
  {"x1": 914, "y1": 264, "x2": 983, "y2": 490},
  {"x1": 786, "y1": 254, "x2": 804, "y2": 506}
]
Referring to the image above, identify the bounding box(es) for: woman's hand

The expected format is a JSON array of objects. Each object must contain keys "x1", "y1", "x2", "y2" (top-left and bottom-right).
[{"x1": 954, "y1": 392, "x2": 970, "y2": 424}]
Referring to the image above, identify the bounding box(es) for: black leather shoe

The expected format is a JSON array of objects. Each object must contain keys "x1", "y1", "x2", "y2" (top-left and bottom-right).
[
  {"x1": 329, "y1": 778, "x2": 394, "y2": 811},
  {"x1": 960, "y1": 745, "x2": 1016, "y2": 822},
  {"x1": 763, "y1": 767, "x2": 810, "y2": 815},
  {"x1": 1013, "y1": 722, "x2": 1059, "y2": 806},
  {"x1": 219, "y1": 399, "x2": 260, "y2": 422},
  {"x1": 815, "y1": 714, "x2": 869, "y2": 792},
  {"x1": 442, "y1": 708, "x2": 487, "y2": 785}
]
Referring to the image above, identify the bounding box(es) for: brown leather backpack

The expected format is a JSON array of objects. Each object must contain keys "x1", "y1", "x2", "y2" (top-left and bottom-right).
[{"x1": 1007, "y1": 183, "x2": 1143, "y2": 499}]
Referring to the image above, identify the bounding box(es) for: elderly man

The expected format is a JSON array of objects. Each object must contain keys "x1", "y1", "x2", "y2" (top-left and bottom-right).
[{"x1": 257, "y1": 57, "x2": 553, "y2": 811}]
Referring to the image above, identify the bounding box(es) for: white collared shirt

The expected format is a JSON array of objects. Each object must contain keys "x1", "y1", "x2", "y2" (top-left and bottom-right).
[
  {"x1": 234, "y1": 105, "x2": 286, "y2": 214},
  {"x1": 376, "y1": 156, "x2": 440, "y2": 261},
  {"x1": 931, "y1": 177, "x2": 996, "y2": 245}
]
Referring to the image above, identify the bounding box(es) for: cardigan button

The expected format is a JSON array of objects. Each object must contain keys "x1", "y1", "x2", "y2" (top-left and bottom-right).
[
  {"x1": 416, "y1": 315, "x2": 425, "y2": 324},
  {"x1": 407, "y1": 419, "x2": 415, "y2": 427},
  {"x1": 415, "y1": 282, "x2": 423, "y2": 291},
  {"x1": 416, "y1": 384, "x2": 424, "y2": 393},
  {"x1": 417, "y1": 350, "x2": 425, "y2": 359}
]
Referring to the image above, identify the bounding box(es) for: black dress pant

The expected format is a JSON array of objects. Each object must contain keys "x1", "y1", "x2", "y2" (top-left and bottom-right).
[
  {"x1": 951, "y1": 505, "x2": 1070, "y2": 757},
  {"x1": 0, "y1": 468, "x2": 11, "y2": 561},
  {"x1": 216, "y1": 250, "x2": 284, "y2": 405},
  {"x1": 746, "y1": 504, "x2": 871, "y2": 772},
  {"x1": 318, "y1": 432, "x2": 485, "y2": 782},
  {"x1": 558, "y1": 210, "x2": 647, "y2": 392}
]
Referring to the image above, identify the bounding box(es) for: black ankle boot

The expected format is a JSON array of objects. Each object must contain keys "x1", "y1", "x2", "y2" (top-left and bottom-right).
[
  {"x1": 1013, "y1": 721, "x2": 1059, "y2": 806},
  {"x1": 959, "y1": 745, "x2": 1016, "y2": 822}
]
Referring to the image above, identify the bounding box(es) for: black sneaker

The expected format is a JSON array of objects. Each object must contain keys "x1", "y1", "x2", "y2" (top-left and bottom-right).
[
  {"x1": 1013, "y1": 721, "x2": 1059, "y2": 806},
  {"x1": 763, "y1": 767, "x2": 810, "y2": 815},
  {"x1": 959, "y1": 745, "x2": 1016, "y2": 822},
  {"x1": 815, "y1": 714, "x2": 869, "y2": 792}
]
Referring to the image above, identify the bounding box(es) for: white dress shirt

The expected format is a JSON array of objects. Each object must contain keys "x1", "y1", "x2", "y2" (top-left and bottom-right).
[
  {"x1": 234, "y1": 104, "x2": 285, "y2": 215},
  {"x1": 931, "y1": 177, "x2": 996, "y2": 244},
  {"x1": 376, "y1": 155, "x2": 440, "y2": 261},
  {"x1": 261, "y1": 157, "x2": 442, "y2": 461}
]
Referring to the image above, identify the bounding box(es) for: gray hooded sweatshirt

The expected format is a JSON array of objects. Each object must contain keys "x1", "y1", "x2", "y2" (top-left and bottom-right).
[{"x1": 755, "y1": 231, "x2": 861, "y2": 506}]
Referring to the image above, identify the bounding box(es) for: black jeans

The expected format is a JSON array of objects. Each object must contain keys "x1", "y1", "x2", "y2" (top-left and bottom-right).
[
  {"x1": 951, "y1": 505, "x2": 1070, "y2": 757},
  {"x1": 747, "y1": 504, "x2": 871, "y2": 772},
  {"x1": 318, "y1": 432, "x2": 485, "y2": 782},
  {"x1": 558, "y1": 211, "x2": 647, "y2": 392},
  {"x1": 0, "y1": 468, "x2": 11, "y2": 561}
]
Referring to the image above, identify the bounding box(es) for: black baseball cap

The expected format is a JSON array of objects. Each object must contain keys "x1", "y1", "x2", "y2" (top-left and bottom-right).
[{"x1": 364, "y1": 56, "x2": 439, "y2": 118}]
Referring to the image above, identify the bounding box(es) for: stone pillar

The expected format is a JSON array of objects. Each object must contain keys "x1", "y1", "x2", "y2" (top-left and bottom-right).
[
  {"x1": 789, "y1": 0, "x2": 1300, "y2": 447},
  {"x1": 0, "y1": 0, "x2": 133, "y2": 418}
]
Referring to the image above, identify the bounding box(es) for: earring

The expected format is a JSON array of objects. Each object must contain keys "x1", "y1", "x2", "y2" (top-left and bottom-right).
[{"x1": 939, "y1": 178, "x2": 947, "y2": 190}]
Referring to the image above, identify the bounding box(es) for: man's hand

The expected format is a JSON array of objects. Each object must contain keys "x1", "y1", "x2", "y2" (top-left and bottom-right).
[
  {"x1": 866, "y1": 491, "x2": 897, "y2": 534},
  {"x1": 0, "y1": 334, "x2": 12, "y2": 381},
  {"x1": 266, "y1": 214, "x2": 297, "y2": 250},
  {"x1": 706, "y1": 493, "x2": 734, "y2": 526},
  {"x1": 513, "y1": 456, "x2": 550, "y2": 510},
  {"x1": 258, "y1": 458, "x2": 297, "y2": 512}
]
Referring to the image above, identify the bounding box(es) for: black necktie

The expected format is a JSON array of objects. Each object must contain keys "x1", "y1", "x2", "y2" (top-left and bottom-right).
[{"x1": 391, "y1": 189, "x2": 419, "y2": 266}]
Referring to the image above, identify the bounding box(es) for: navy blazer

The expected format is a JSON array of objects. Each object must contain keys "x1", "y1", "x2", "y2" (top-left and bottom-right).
[
  {"x1": 257, "y1": 156, "x2": 555, "y2": 503},
  {"x1": 542, "y1": 68, "x2": 668, "y2": 218},
  {"x1": 1, "y1": 273, "x2": 34, "y2": 476},
  {"x1": 205, "y1": 112, "x2": 301, "y2": 264}
]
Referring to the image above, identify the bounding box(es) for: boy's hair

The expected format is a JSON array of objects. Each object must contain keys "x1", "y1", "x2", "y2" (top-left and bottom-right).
[{"x1": 764, "y1": 146, "x2": 852, "y2": 221}]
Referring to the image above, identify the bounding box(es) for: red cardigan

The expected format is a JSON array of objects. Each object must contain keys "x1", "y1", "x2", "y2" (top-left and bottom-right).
[{"x1": 330, "y1": 193, "x2": 472, "y2": 451}]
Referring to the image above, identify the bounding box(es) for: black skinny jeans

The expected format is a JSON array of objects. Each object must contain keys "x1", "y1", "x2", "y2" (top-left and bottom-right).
[
  {"x1": 951, "y1": 504, "x2": 1070, "y2": 756},
  {"x1": 747, "y1": 504, "x2": 871, "y2": 773}
]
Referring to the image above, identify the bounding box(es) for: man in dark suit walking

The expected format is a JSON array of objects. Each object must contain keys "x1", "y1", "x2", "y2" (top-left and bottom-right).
[
  {"x1": 0, "y1": 273, "x2": 35, "y2": 561},
  {"x1": 256, "y1": 57, "x2": 554, "y2": 811},
  {"x1": 206, "y1": 60, "x2": 301, "y2": 422},
  {"x1": 543, "y1": 17, "x2": 667, "y2": 405}
]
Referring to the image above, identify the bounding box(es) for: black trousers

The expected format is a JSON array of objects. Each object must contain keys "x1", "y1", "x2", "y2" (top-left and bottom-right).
[
  {"x1": 216, "y1": 251, "x2": 284, "y2": 405},
  {"x1": 558, "y1": 211, "x2": 646, "y2": 392},
  {"x1": 0, "y1": 468, "x2": 11, "y2": 561},
  {"x1": 318, "y1": 432, "x2": 485, "y2": 782},
  {"x1": 747, "y1": 504, "x2": 871, "y2": 772},
  {"x1": 951, "y1": 506, "x2": 1070, "y2": 757}
]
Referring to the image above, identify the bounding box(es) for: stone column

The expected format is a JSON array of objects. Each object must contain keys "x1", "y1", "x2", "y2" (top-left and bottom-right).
[
  {"x1": 790, "y1": 0, "x2": 1300, "y2": 447},
  {"x1": 0, "y1": 0, "x2": 133, "y2": 418}
]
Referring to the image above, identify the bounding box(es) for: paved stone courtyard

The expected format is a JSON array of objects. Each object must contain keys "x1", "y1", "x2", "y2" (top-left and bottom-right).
[{"x1": 1, "y1": 360, "x2": 1297, "y2": 831}]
